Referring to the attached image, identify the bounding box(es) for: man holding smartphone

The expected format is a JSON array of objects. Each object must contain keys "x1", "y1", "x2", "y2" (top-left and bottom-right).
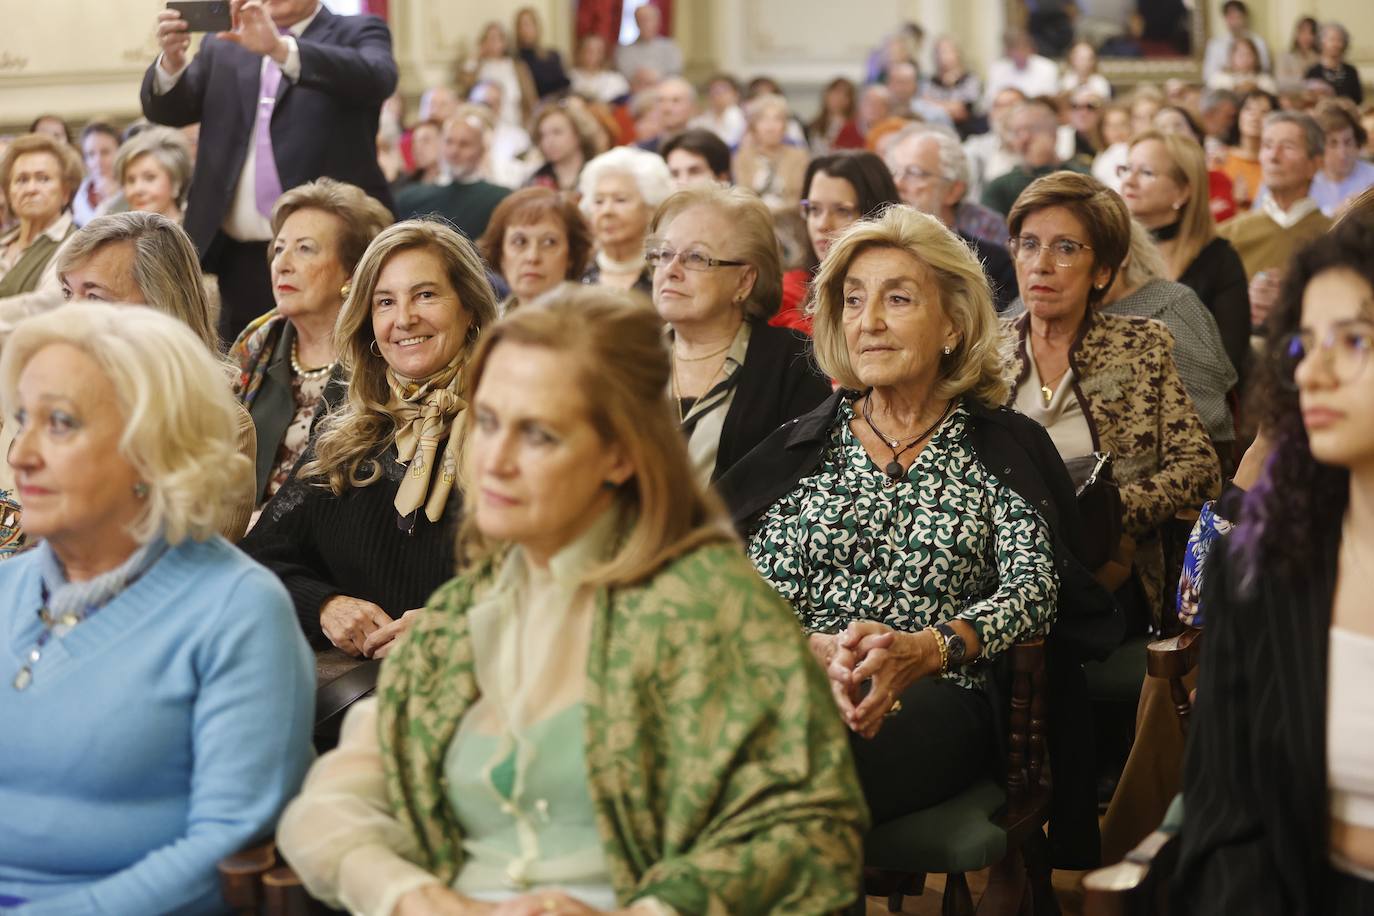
[{"x1": 141, "y1": 0, "x2": 397, "y2": 342}]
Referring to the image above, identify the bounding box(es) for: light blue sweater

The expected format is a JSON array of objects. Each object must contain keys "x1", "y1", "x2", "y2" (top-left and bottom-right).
[{"x1": 0, "y1": 537, "x2": 315, "y2": 915}]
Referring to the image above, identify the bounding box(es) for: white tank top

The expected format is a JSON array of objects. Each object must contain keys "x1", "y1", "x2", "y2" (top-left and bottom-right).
[{"x1": 1327, "y1": 627, "x2": 1374, "y2": 863}]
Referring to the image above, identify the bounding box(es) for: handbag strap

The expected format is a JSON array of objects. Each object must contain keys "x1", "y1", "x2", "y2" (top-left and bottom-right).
[{"x1": 315, "y1": 659, "x2": 382, "y2": 728}]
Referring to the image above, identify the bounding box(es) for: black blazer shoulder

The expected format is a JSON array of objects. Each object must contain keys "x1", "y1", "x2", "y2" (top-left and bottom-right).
[
  {"x1": 712, "y1": 320, "x2": 830, "y2": 480},
  {"x1": 1172, "y1": 540, "x2": 1340, "y2": 914}
]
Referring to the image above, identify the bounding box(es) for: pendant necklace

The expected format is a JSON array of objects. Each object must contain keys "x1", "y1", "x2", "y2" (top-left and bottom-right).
[{"x1": 861, "y1": 394, "x2": 953, "y2": 482}]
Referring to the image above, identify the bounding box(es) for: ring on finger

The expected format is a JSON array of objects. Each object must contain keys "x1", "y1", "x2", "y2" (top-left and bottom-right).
[{"x1": 885, "y1": 698, "x2": 903, "y2": 718}]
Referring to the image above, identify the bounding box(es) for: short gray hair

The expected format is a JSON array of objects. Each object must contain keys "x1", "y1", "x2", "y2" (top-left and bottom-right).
[
  {"x1": 56, "y1": 211, "x2": 219, "y2": 351},
  {"x1": 886, "y1": 123, "x2": 970, "y2": 188},
  {"x1": 1264, "y1": 110, "x2": 1325, "y2": 158},
  {"x1": 0, "y1": 302, "x2": 252, "y2": 545},
  {"x1": 578, "y1": 146, "x2": 675, "y2": 216},
  {"x1": 1319, "y1": 21, "x2": 1350, "y2": 54},
  {"x1": 113, "y1": 126, "x2": 194, "y2": 208}
]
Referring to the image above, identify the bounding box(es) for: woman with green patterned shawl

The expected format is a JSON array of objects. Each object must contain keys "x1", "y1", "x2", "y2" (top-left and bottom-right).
[{"x1": 277, "y1": 287, "x2": 867, "y2": 916}]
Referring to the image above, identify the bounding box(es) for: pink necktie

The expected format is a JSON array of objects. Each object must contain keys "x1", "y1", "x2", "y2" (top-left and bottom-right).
[{"x1": 253, "y1": 51, "x2": 286, "y2": 218}]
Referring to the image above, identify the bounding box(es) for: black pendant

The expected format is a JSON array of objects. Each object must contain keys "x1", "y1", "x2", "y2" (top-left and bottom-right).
[{"x1": 885, "y1": 460, "x2": 905, "y2": 480}]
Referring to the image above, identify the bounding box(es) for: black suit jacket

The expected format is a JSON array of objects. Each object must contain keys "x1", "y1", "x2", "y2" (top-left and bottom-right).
[
  {"x1": 140, "y1": 7, "x2": 397, "y2": 254},
  {"x1": 1172, "y1": 536, "x2": 1373, "y2": 913},
  {"x1": 961, "y1": 231, "x2": 1018, "y2": 313}
]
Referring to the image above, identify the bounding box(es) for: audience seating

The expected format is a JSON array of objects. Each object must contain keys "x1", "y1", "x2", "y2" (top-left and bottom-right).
[
  {"x1": 220, "y1": 841, "x2": 325, "y2": 916},
  {"x1": 862, "y1": 638, "x2": 1056, "y2": 916}
]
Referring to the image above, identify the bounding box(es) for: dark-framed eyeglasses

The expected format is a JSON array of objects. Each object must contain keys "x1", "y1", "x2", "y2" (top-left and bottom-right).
[{"x1": 644, "y1": 245, "x2": 748, "y2": 272}]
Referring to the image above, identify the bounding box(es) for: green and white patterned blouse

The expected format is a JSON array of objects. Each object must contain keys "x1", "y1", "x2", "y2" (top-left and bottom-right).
[{"x1": 747, "y1": 398, "x2": 1059, "y2": 692}]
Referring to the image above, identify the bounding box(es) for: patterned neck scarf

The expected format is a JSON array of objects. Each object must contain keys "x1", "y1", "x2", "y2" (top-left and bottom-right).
[{"x1": 386, "y1": 358, "x2": 466, "y2": 524}]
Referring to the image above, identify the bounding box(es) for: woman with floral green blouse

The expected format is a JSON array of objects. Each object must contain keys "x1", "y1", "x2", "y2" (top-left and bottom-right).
[{"x1": 719, "y1": 206, "x2": 1074, "y2": 826}]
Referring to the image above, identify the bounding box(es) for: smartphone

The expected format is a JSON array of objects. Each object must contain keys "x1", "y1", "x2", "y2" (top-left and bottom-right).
[{"x1": 167, "y1": 0, "x2": 231, "y2": 32}]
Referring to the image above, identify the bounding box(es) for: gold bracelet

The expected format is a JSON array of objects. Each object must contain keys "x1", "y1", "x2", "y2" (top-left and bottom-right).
[{"x1": 929, "y1": 626, "x2": 949, "y2": 677}]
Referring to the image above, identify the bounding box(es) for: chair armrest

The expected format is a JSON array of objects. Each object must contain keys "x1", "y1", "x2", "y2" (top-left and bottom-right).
[
  {"x1": 1081, "y1": 829, "x2": 1182, "y2": 916},
  {"x1": 1145, "y1": 627, "x2": 1202, "y2": 681},
  {"x1": 219, "y1": 840, "x2": 278, "y2": 914}
]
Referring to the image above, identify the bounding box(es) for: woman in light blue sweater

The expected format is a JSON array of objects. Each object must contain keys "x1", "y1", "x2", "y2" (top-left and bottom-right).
[{"x1": 0, "y1": 304, "x2": 314, "y2": 915}]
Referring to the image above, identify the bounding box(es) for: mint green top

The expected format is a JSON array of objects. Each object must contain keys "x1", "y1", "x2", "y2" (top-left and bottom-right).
[{"x1": 439, "y1": 508, "x2": 620, "y2": 907}]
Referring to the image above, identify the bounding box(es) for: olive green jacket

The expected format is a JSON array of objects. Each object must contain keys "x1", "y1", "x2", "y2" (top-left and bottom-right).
[{"x1": 377, "y1": 541, "x2": 868, "y2": 915}]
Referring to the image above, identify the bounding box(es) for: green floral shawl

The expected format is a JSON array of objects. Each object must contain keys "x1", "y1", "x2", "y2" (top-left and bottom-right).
[{"x1": 377, "y1": 541, "x2": 868, "y2": 915}]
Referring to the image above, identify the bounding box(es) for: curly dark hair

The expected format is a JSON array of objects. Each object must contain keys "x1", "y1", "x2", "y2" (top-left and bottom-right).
[{"x1": 1232, "y1": 221, "x2": 1374, "y2": 585}]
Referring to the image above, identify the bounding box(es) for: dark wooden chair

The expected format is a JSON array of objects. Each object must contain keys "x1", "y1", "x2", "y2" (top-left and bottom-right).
[
  {"x1": 219, "y1": 841, "x2": 323, "y2": 916},
  {"x1": 863, "y1": 638, "x2": 1056, "y2": 915}
]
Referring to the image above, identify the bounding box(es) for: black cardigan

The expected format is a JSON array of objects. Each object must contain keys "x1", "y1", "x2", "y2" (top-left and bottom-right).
[
  {"x1": 717, "y1": 390, "x2": 1123, "y2": 867},
  {"x1": 1177, "y1": 236, "x2": 1250, "y2": 381},
  {"x1": 1172, "y1": 536, "x2": 1374, "y2": 913},
  {"x1": 708, "y1": 320, "x2": 831, "y2": 481},
  {"x1": 240, "y1": 388, "x2": 457, "y2": 650}
]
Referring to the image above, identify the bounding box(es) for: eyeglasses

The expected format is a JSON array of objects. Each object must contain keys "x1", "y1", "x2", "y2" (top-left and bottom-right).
[
  {"x1": 800, "y1": 200, "x2": 859, "y2": 222},
  {"x1": 1007, "y1": 236, "x2": 1094, "y2": 268},
  {"x1": 644, "y1": 245, "x2": 748, "y2": 271},
  {"x1": 892, "y1": 165, "x2": 942, "y2": 185},
  {"x1": 1277, "y1": 324, "x2": 1374, "y2": 389},
  {"x1": 1115, "y1": 163, "x2": 1162, "y2": 182}
]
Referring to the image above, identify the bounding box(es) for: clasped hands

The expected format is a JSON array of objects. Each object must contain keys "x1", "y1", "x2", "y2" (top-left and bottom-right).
[
  {"x1": 320, "y1": 598, "x2": 421, "y2": 659},
  {"x1": 809, "y1": 621, "x2": 938, "y2": 740},
  {"x1": 157, "y1": 0, "x2": 288, "y2": 74}
]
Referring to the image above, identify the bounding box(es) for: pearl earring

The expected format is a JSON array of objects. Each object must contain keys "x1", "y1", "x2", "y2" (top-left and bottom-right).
[{"x1": 942, "y1": 345, "x2": 954, "y2": 355}]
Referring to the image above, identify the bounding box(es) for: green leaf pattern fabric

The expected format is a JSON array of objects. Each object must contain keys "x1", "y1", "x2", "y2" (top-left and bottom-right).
[
  {"x1": 746, "y1": 401, "x2": 1058, "y2": 692},
  {"x1": 376, "y1": 542, "x2": 868, "y2": 915}
]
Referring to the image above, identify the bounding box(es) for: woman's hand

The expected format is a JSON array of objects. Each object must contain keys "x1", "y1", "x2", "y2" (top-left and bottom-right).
[
  {"x1": 847, "y1": 624, "x2": 940, "y2": 739},
  {"x1": 807, "y1": 632, "x2": 839, "y2": 669},
  {"x1": 363, "y1": 608, "x2": 423, "y2": 658},
  {"x1": 1249, "y1": 269, "x2": 1283, "y2": 330},
  {"x1": 827, "y1": 622, "x2": 939, "y2": 739},
  {"x1": 485, "y1": 891, "x2": 641, "y2": 915},
  {"x1": 392, "y1": 884, "x2": 493, "y2": 916},
  {"x1": 1093, "y1": 532, "x2": 1137, "y2": 592},
  {"x1": 319, "y1": 596, "x2": 393, "y2": 656}
]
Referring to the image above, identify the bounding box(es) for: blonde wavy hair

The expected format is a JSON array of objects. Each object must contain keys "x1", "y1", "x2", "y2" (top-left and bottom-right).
[
  {"x1": 1127, "y1": 130, "x2": 1215, "y2": 280},
  {"x1": 0, "y1": 303, "x2": 251, "y2": 544},
  {"x1": 301, "y1": 220, "x2": 499, "y2": 495},
  {"x1": 811, "y1": 205, "x2": 1009, "y2": 408},
  {"x1": 457, "y1": 285, "x2": 733, "y2": 585}
]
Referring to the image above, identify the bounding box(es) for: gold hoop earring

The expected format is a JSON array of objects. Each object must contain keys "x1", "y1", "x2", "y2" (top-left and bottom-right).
[{"x1": 370, "y1": 339, "x2": 382, "y2": 357}]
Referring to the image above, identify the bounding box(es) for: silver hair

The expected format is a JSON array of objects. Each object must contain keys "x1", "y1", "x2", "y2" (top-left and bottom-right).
[
  {"x1": 885, "y1": 122, "x2": 970, "y2": 188},
  {"x1": 577, "y1": 146, "x2": 675, "y2": 216},
  {"x1": 1264, "y1": 109, "x2": 1326, "y2": 158}
]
